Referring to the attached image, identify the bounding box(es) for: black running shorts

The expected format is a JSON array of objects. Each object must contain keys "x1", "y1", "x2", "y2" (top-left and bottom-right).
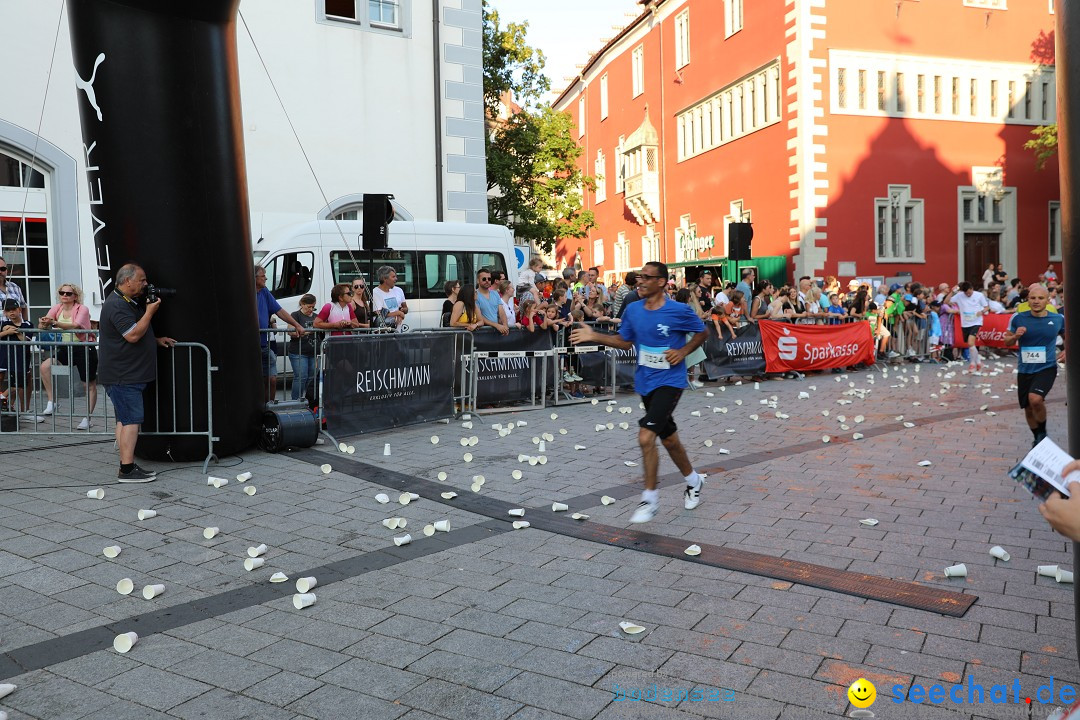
[
  {"x1": 1018, "y1": 366, "x2": 1057, "y2": 409},
  {"x1": 639, "y1": 385, "x2": 683, "y2": 440}
]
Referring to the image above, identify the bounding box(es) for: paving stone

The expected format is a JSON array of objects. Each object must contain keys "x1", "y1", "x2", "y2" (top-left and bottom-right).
[
  {"x1": 434, "y1": 628, "x2": 535, "y2": 665},
  {"x1": 287, "y1": 683, "x2": 409, "y2": 720},
  {"x1": 243, "y1": 671, "x2": 324, "y2": 707},
  {"x1": 170, "y1": 687, "x2": 298, "y2": 720},
  {"x1": 512, "y1": 646, "x2": 615, "y2": 685},
  {"x1": 319, "y1": 657, "x2": 426, "y2": 701},
  {"x1": 401, "y1": 677, "x2": 524, "y2": 720},
  {"x1": 407, "y1": 649, "x2": 522, "y2": 693},
  {"x1": 496, "y1": 671, "x2": 612, "y2": 720},
  {"x1": 171, "y1": 649, "x2": 281, "y2": 692},
  {"x1": 95, "y1": 664, "x2": 215, "y2": 712},
  {"x1": 248, "y1": 639, "x2": 351, "y2": 678}
]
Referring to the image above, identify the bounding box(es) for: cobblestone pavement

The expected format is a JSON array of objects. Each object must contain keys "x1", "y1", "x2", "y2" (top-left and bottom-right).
[{"x1": 0, "y1": 358, "x2": 1074, "y2": 720}]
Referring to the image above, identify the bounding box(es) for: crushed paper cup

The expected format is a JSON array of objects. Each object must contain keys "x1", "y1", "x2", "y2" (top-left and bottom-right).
[
  {"x1": 551, "y1": 502, "x2": 569, "y2": 512},
  {"x1": 270, "y1": 572, "x2": 289, "y2": 583},
  {"x1": 837, "y1": 415, "x2": 846, "y2": 423},
  {"x1": 512, "y1": 470, "x2": 523, "y2": 479},
  {"x1": 717, "y1": 448, "x2": 730, "y2": 455},
  {"x1": 434, "y1": 520, "x2": 451, "y2": 532},
  {"x1": 320, "y1": 464, "x2": 332, "y2": 474},
  {"x1": 137, "y1": 509, "x2": 157, "y2": 521},
  {"x1": 296, "y1": 576, "x2": 318, "y2": 593},
  {"x1": 619, "y1": 621, "x2": 646, "y2": 635},
  {"x1": 624, "y1": 461, "x2": 638, "y2": 467},
  {"x1": 917, "y1": 460, "x2": 932, "y2": 467},
  {"x1": 247, "y1": 544, "x2": 268, "y2": 558},
  {"x1": 463, "y1": 453, "x2": 473, "y2": 463},
  {"x1": 116, "y1": 578, "x2": 134, "y2": 595},
  {"x1": 244, "y1": 486, "x2": 257, "y2": 496},
  {"x1": 203, "y1": 527, "x2": 219, "y2": 539},
  {"x1": 749, "y1": 414, "x2": 759, "y2": 421},
  {"x1": 859, "y1": 518, "x2": 879, "y2": 526},
  {"x1": 821, "y1": 410, "x2": 830, "y2": 416},
  {"x1": 141, "y1": 584, "x2": 165, "y2": 600},
  {"x1": 606, "y1": 407, "x2": 613, "y2": 414},
  {"x1": 734, "y1": 399, "x2": 743, "y2": 406},
  {"x1": 989, "y1": 546, "x2": 1010, "y2": 562},
  {"x1": 113, "y1": 631, "x2": 138, "y2": 653},
  {"x1": 798, "y1": 391, "x2": 810, "y2": 399},
  {"x1": 236, "y1": 471, "x2": 252, "y2": 482},
  {"x1": 508, "y1": 508, "x2": 525, "y2": 517},
  {"x1": 601, "y1": 496, "x2": 616, "y2": 505},
  {"x1": 840, "y1": 424, "x2": 850, "y2": 431},
  {"x1": 571, "y1": 513, "x2": 589, "y2": 520},
  {"x1": 575, "y1": 444, "x2": 587, "y2": 450},
  {"x1": 903, "y1": 422, "x2": 916, "y2": 428},
  {"x1": 944, "y1": 563, "x2": 967, "y2": 578},
  {"x1": 512, "y1": 521, "x2": 530, "y2": 529},
  {"x1": 440, "y1": 491, "x2": 458, "y2": 499},
  {"x1": 103, "y1": 546, "x2": 121, "y2": 559},
  {"x1": 437, "y1": 471, "x2": 448, "y2": 481},
  {"x1": 375, "y1": 493, "x2": 390, "y2": 504},
  {"x1": 394, "y1": 534, "x2": 412, "y2": 546},
  {"x1": 423, "y1": 525, "x2": 436, "y2": 537},
  {"x1": 86, "y1": 489, "x2": 105, "y2": 500},
  {"x1": 1039, "y1": 565, "x2": 1059, "y2": 577},
  {"x1": 293, "y1": 593, "x2": 317, "y2": 609},
  {"x1": 684, "y1": 544, "x2": 702, "y2": 556},
  {"x1": 244, "y1": 557, "x2": 265, "y2": 571},
  {"x1": 1057, "y1": 569, "x2": 1074, "y2": 584}
]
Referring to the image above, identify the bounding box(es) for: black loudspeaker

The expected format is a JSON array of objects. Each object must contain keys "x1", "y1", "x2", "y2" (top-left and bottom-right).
[
  {"x1": 261, "y1": 402, "x2": 319, "y2": 452},
  {"x1": 363, "y1": 194, "x2": 394, "y2": 250},
  {"x1": 728, "y1": 223, "x2": 753, "y2": 261}
]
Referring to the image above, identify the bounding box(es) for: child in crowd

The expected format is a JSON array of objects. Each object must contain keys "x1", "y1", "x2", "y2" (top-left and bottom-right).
[
  {"x1": 865, "y1": 301, "x2": 891, "y2": 356},
  {"x1": 826, "y1": 293, "x2": 846, "y2": 324},
  {"x1": 518, "y1": 299, "x2": 544, "y2": 331},
  {"x1": 0, "y1": 299, "x2": 34, "y2": 416},
  {"x1": 927, "y1": 300, "x2": 943, "y2": 362},
  {"x1": 288, "y1": 294, "x2": 318, "y2": 401}
]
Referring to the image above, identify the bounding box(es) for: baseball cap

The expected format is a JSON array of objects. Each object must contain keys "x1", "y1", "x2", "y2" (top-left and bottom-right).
[
  {"x1": 847, "y1": 279, "x2": 859, "y2": 288},
  {"x1": 1, "y1": 298, "x2": 20, "y2": 311},
  {"x1": 889, "y1": 283, "x2": 902, "y2": 292}
]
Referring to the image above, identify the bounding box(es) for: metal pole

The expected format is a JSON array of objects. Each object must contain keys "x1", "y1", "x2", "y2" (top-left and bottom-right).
[{"x1": 1055, "y1": 0, "x2": 1080, "y2": 665}]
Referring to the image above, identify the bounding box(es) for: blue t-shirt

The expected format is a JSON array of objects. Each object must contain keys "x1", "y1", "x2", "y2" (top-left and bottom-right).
[
  {"x1": 927, "y1": 311, "x2": 942, "y2": 338},
  {"x1": 476, "y1": 288, "x2": 502, "y2": 323},
  {"x1": 256, "y1": 287, "x2": 282, "y2": 347},
  {"x1": 827, "y1": 304, "x2": 845, "y2": 325},
  {"x1": 1009, "y1": 311, "x2": 1064, "y2": 374},
  {"x1": 618, "y1": 297, "x2": 705, "y2": 396}
]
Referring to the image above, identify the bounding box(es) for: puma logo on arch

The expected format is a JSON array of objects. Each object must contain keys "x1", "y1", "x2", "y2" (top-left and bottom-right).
[{"x1": 75, "y1": 53, "x2": 106, "y2": 122}]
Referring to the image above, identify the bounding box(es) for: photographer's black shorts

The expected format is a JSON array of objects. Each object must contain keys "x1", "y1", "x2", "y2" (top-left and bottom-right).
[
  {"x1": 638, "y1": 385, "x2": 683, "y2": 440},
  {"x1": 1018, "y1": 367, "x2": 1057, "y2": 408}
]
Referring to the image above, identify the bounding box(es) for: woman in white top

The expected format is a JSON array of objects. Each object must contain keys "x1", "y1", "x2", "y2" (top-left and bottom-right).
[
  {"x1": 496, "y1": 280, "x2": 517, "y2": 328},
  {"x1": 981, "y1": 263, "x2": 995, "y2": 290}
]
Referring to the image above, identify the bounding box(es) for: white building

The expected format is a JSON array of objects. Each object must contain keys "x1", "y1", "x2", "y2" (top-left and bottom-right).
[{"x1": 0, "y1": 0, "x2": 488, "y2": 317}]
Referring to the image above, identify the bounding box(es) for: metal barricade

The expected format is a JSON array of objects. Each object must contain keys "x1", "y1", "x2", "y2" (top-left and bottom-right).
[
  {"x1": 463, "y1": 327, "x2": 551, "y2": 416},
  {"x1": 551, "y1": 323, "x2": 618, "y2": 406}
]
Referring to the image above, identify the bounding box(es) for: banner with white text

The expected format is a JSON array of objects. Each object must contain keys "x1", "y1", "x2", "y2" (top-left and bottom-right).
[
  {"x1": 951, "y1": 313, "x2": 1019, "y2": 349},
  {"x1": 470, "y1": 328, "x2": 554, "y2": 405},
  {"x1": 759, "y1": 319, "x2": 876, "y2": 372}
]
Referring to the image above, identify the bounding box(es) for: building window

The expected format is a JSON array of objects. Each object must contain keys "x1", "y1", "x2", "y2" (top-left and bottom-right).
[
  {"x1": 632, "y1": 46, "x2": 644, "y2": 98},
  {"x1": 578, "y1": 95, "x2": 585, "y2": 138},
  {"x1": 951, "y1": 77, "x2": 960, "y2": 115},
  {"x1": 1050, "y1": 201, "x2": 1062, "y2": 261},
  {"x1": 964, "y1": 0, "x2": 1007, "y2": 7},
  {"x1": 877, "y1": 71, "x2": 886, "y2": 111},
  {"x1": 675, "y1": 9, "x2": 690, "y2": 69},
  {"x1": 615, "y1": 232, "x2": 630, "y2": 272},
  {"x1": 642, "y1": 227, "x2": 659, "y2": 264},
  {"x1": 895, "y1": 73, "x2": 905, "y2": 113},
  {"x1": 970, "y1": 79, "x2": 978, "y2": 116},
  {"x1": 837, "y1": 68, "x2": 847, "y2": 109},
  {"x1": 858, "y1": 70, "x2": 867, "y2": 110},
  {"x1": 990, "y1": 79, "x2": 998, "y2": 116},
  {"x1": 725, "y1": 0, "x2": 743, "y2": 38},
  {"x1": 1042, "y1": 80, "x2": 1051, "y2": 121},
  {"x1": 593, "y1": 238, "x2": 605, "y2": 267},
  {"x1": 1025, "y1": 80, "x2": 1033, "y2": 119},
  {"x1": 676, "y1": 59, "x2": 781, "y2": 161},
  {"x1": 917, "y1": 74, "x2": 925, "y2": 113},
  {"x1": 600, "y1": 74, "x2": 609, "y2": 120},
  {"x1": 594, "y1": 150, "x2": 607, "y2": 204},
  {"x1": 934, "y1": 75, "x2": 942, "y2": 114},
  {"x1": 874, "y1": 185, "x2": 924, "y2": 262},
  {"x1": 615, "y1": 136, "x2": 626, "y2": 194},
  {"x1": 320, "y1": 0, "x2": 406, "y2": 33}
]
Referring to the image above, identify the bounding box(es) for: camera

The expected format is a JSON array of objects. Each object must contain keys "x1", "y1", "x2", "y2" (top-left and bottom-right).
[{"x1": 146, "y1": 284, "x2": 177, "y2": 303}]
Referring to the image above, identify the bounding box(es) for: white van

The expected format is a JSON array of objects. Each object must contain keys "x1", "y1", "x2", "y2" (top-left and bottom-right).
[{"x1": 253, "y1": 214, "x2": 516, "y2": 330}]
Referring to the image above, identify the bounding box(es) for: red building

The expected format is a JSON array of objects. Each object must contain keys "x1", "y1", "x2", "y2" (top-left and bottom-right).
[{"x1": 553, "y1": 0, "x2": 1060, "y2": 289}]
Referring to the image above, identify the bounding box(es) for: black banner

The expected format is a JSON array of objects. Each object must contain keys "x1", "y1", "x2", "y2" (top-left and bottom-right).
[
  {"x1": 576, "y1": 328, "x2": 636, "y2": 388},
  {"x1": 471, "y1": 329, "x2": 553, "y2": 405},
  {"x1": 701, "y1": 322, "x2": 766, "y2": 379},
  {"x1": 324, "y1": 334, "x2": 455, "y2": 435}
]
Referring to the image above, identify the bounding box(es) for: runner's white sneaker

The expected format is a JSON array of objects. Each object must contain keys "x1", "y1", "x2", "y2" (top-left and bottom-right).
[
  {"x1": 629, "y1": 501, "x2": 658, "y2": 524},
  {"x1": 684, "y1": 483, "x2": 702, "y2": 510}
]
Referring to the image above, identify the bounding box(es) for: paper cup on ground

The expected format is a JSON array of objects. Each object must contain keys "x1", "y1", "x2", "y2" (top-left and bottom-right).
[
  {"x1": 384, "y1": 443, "x2": 391, "y2": 456},
  {"x1": 247, "y1": 544, "x2": 267, "y2": 558},
  {"x1": 116, "y1": 578, "x2": 134, "y2": 595},
  {"x1": 601, "y1": 496, "x2": 616, "y2": 505},
  {"x1": 394, "y1": 534, "x2": 412, "y2": 546},
  {"x1": 244, "y1": 557, "x2": 265, "y2": 571},
  {"x1": 320, "y1": 463, "x2": 332, "y2": 474},
  {"x1": 399, "y1": 493, "x2": 412, "y2": 505},
  {"x1": 236, "y1": 471, "x2": 252, "y2": 482},
  {"x1": 508, "y1": 508, "x2": 525, "y2": 517},
  {"x1": 440, "y1": 492, "x2": 457, "y2": 500},
  {"x1": 296, "y1": 576, "x2": 318, "y2": 593},
  {"x1": 1057, "y1": 569, "x2": 1074, "y2": 583},
  {"x1": 0, "y1": 683, "x2": 14, "y2": 701},
  {"x1": 1039, "y1": 564, "x2": 1059, "y2": 577},
  {"x1": 338, "y1": 442, "x2": 347, "y2": 452},
  {"x1": 203, "y1": 527, "x2": 219, "y2": 539},
  {"x1": 141, "y1": 584, "x2": 165, "y2": 600},
  {"x1": 244, "y1": 486, "x2": 257, "y2": 496},
  {"x1": 293, "y1": 592, "x2": 317, "y2": 609},
  {"x1": 382, "y1": 518, "x2": 402, "y2": 530},
  {"x1": 571, "y1": 513, "x2": 589, "y2": 520},
  {"x1": 944, "y1": 563, "x2": 967, "y2": 578},
  {"x1": 434, "y1": 519, "x2": 451, "y2": 532},
  {"x1": 86, "y1": 488, "x2": 104, "y2": 500},
  {"x1": 512, "y1": 470, "x2": 523, "y2": 480},
  {"x1": 270, "y1": 572, "x2": 289, "y2": 583},
  {"x1": 423, "y1": 524, "x2": 436, "y2": 537},
  {"x1": 989, "y1": 546, "x2": 1010, "y2": 562},
  {"x1": 512, "y1": 521, "x2": 530, "y2": 529},
  {"x1": 684, "y1": 544, "x2": 702, "y2": 556},
  {"x1": 619, "y1": 621, "x2": 646, "y2": 635},
  {"x1": 102, "y1": 545, "x2": 121, "y2": 558},
  {"x1": 113, "y1": 631, "x2": 138, "y2": 653},
  {"x1": 551, "y1": 502, "x2": 568, "y2": 512},
  {"x1": 137, "y1": 509, "x2": 157, "y2": 520}
]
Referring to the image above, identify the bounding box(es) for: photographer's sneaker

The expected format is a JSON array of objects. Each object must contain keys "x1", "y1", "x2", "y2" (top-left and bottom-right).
[
  {"x1": 117, "y1": 465, "x2": 157, "y2": 483},
  {"x1": 629, "y1": 500, "x2": 658, "y2": 524},
  {"x1": 77, "y1": 417, "x2": 91, "y2": 430},
  {"x1": 684, "y1": 482, "x2": 702, "y2": 510}
]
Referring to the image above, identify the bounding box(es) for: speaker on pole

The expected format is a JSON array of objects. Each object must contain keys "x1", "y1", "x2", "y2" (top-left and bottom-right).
[
  {"x1": 728, "y1": 222, "x2": 753, "y2": 261},
  {"x1": 362, "y1": 193, "x2": 394, "y2": 251}
]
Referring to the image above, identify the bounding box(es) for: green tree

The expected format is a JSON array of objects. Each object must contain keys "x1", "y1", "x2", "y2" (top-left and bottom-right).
[
  {"x1": 1026, "y1": 124, "x2": 1058, "y2": 171},
  {"x1": 483, "y1": 1, "x2": 594, "y2": 251}
]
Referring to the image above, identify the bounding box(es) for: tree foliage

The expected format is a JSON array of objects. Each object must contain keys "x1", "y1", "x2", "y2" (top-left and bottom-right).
[
  {"x1": 483, "y1": 1, "x2": 595, "y2": 251},
  {"x1": 1026, "y1": 124, "x2": 1058, "y2": 171}
]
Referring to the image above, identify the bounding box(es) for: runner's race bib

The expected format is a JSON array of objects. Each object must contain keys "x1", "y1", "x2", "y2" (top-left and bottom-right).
[
  {"x1": 961, "y1": 312, "x2": 978, "y2": 325},
  {"x1": 639, "y1": 345, "x2": 671, "y2": 370},
  {"x1": 1021, "y1": 348, "x2": 1047, "y2": 364}
]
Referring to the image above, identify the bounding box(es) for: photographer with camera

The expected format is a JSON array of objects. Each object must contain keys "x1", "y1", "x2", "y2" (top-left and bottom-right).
[{"x1": 98, "y1": 264, "x2": 177, "y2": 482}]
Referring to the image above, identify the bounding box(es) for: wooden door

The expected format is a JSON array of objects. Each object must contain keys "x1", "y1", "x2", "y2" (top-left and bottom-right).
[{"x1": 963, "y1": 233, "x2": 999, "y2": 287}]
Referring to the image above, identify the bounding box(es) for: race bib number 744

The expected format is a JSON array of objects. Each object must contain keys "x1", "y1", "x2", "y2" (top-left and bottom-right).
[{"x1": 1021, "y1": 348, "x2": 1047, "y2": 364}]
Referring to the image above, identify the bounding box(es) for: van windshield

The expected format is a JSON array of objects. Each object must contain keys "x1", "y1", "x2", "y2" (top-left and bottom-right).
[{"x1": 332, "y1": 250, "x2": 415, "y2": 296}]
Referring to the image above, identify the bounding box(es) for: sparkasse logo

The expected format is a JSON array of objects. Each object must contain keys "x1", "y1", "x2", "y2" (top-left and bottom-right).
[{"x1": 777, "y1": 327, "x2": 797, "y2": 361}]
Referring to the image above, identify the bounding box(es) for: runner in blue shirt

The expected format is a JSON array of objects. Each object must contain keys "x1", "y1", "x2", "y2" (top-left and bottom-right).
[
  {"x1": 1004, "y1": 284, "x2": 1065, "y2": 446},
  {"x1": 571, "y1": 261, "x2": 708, "y2": 523}
]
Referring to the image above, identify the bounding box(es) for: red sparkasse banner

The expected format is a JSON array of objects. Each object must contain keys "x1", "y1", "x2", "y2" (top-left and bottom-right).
[
  {"x1": 951, "y1": 313, "x2": 1018, "y2": 349},
  {"x1": 759, "y1": 320, "x2": 876, "y2": 372}
]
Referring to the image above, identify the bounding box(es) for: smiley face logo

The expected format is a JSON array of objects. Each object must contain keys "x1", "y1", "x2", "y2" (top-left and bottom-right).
[{"x1": 847, "y1": 678, "x2": 876, "y2": 709}]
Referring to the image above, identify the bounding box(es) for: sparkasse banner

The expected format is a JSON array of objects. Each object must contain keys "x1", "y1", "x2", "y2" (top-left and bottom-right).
[
  {"x1": 759, "y1": 320, "x2": 876, "y2": 372},
  {"x1": 951, "y1": 313, "x2": 1019, "y2": 349}
]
